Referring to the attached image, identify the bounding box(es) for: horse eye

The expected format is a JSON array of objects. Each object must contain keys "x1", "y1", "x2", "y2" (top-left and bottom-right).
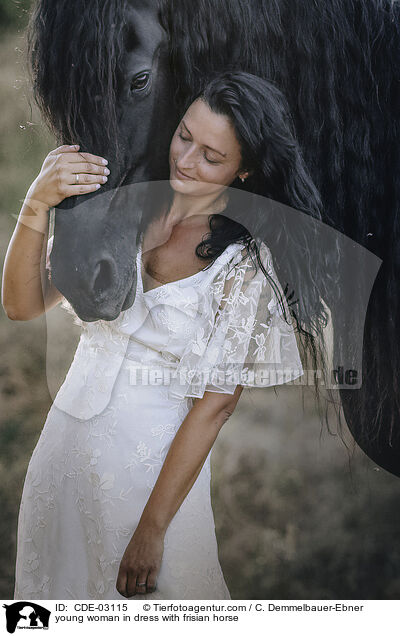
[{"x1": 130, "y1": 71, "x2": 151, "y2": 92}]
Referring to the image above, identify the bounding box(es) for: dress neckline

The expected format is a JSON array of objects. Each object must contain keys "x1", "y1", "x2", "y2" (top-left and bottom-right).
[{"x1": 136, "y1": 235, "x2": 242, "y2": 295}]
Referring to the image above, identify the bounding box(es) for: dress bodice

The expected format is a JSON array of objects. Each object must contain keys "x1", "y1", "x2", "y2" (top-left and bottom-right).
[
  {"x1": 123, "y1": 239, "x2": 245, "y2": 363},
  {"x1": 53, "y1": 239, "x2": 304, "y2": 420}
]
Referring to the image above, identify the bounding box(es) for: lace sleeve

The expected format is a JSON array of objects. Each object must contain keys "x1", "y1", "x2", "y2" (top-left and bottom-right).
[{"x1": 168, "y1": 241, "x2": 304, "y2": 400}]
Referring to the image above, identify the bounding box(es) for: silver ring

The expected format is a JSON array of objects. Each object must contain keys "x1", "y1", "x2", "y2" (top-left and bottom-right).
[
  {"x1": 137, "y1": 582, "x2": 146, "y2": 587},
  {"x1": 75, "y1": 173, "x2": 79, "y2": 185}
]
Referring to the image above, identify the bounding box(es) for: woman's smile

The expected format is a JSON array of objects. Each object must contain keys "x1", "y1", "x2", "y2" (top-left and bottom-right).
[{"x1": 174, "y1": 164, "x2": 196, "y2": 180}]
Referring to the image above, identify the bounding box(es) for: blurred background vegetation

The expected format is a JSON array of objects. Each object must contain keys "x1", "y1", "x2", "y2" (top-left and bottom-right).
[
  {"x1": 0, "y1": 0, "x2": 31, "y2": 34},
  {"x1": 1, "y1": 0, "x2": 400, "y2": 601}
]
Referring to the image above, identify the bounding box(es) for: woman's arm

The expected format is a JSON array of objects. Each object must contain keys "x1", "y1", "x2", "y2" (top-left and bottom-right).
[
  {"x1": 116, "y1": 384, "x2": 243, "y2": 598},
  {"x1": 2, "y1": 192, "x2": 61, "y2": 320},
  {"x1": 1, "y1": 145, "x2": 109, "y2": 321}
]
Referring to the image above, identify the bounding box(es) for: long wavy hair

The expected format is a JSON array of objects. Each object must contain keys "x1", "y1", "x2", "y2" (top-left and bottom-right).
[
  {"x1": 25, "y1": 0, "x2": 127, "y2": 161},
  {"x1": 157, "y1": 0, "x2": 400, "y2": 473},
  {"x1": 141, "y1": 71, "x2": 337, "y2": 425},
  {"x1": 193, "y1": 72, "x2": 331, "y2": 326}
]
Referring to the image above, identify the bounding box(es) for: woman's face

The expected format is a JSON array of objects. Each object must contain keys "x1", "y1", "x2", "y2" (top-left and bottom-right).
[{"x1": 169, "y1": 98, "x2": 249, "y2": 197}]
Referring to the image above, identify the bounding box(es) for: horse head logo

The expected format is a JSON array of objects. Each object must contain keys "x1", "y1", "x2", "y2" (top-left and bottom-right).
[{"x1": 2, "y1": 602, "x2": 51, "y2": 633}]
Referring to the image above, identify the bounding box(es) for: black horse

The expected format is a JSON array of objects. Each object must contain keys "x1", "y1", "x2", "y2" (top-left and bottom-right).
[
  {"x1": 26, "y1": 0, "x2": 400, "y2": 476},
  {"x1": 27, "y1": 0, "x2": 179, "y2": 320}
]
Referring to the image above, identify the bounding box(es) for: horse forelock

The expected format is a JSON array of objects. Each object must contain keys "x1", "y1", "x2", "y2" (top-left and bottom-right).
[{"x1": 26, "y1": 0, "x2": 129, "y2": 159}]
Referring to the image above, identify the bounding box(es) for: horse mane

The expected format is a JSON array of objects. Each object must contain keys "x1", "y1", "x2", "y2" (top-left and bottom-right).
[
  {"x1": 160, "y1": 0, "x2": 400, "y2": 235},
  {"x1": 26, "y1": 0, "x2": 127, "y2": 161},
  {"x1": 25, "y1": 0, "x2": 400, "y2": 466},
  {"x1": 160, "y1": 0, "x2": 400, "y2": 457}
]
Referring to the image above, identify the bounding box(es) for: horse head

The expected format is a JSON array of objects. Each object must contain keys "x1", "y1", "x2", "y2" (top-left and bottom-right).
[{"x1": 28, "y1": 0, "x2": 178, "y2": 321}]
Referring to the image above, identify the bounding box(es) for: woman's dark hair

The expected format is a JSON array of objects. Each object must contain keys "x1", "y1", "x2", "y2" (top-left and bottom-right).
[
  {"x1": 196, "y1": 72, "x2": 335, "y2": 407},
  {"x1": 142, "y1": 71, "x2": 338, "y2": 423}
]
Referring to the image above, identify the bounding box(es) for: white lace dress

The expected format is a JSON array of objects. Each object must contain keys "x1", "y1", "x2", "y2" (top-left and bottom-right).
[{"x1": 14, "y1": 236, "x2": 303, "y2": 600}]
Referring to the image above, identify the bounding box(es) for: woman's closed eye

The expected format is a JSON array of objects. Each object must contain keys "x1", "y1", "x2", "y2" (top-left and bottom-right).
[
  {"x1": 178, "y1": 133, "x2": 220, "y2": 164},
  {"x1": 204, "y1": 154, "x2": 219, "y2": 165}
]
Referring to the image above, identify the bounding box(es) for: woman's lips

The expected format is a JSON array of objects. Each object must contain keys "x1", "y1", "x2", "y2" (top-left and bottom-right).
[{"x1": 174, "y1": 166, "x2": 195, "y2": 180}]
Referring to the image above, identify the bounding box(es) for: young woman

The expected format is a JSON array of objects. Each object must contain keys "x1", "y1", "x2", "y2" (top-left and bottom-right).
[{"x1": 3, "y1": 72, "x2": 323, "y2": 600}]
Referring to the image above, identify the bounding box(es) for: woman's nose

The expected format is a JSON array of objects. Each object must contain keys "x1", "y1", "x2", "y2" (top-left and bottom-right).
[{"x1": 178, "y1": 145, "x2": 197, "y2": 168}]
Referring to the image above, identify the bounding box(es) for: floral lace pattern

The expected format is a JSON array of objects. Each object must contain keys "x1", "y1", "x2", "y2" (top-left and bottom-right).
[
  {"x1": 50, "y1": 236, "x2": 303, "y2": 419},
  {"x1": 166, "y1": 239, "x2": 304, "y2": 399},
  {"x1": 14, "y1": 387, "x2": 229, "y2": 600}
]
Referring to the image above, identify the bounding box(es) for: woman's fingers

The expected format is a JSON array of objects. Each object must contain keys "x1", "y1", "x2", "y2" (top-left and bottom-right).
[
  {"x1": 116, "y1": 528, "x2": 163, "y2": 598},
  {"x1": 118, "y1": 567, "x2": 136, "y2": 598},
  {"x1": 62, "y1": 183, "x2": 103, "y2": 197},
  {"x1": 71, "y1": 161, "x2": 109, "y2": 172},
  {"x1": 49, "y1": 146, "x2": 108, "y2": 167},
  {"x1": 126, "y1": 569, "x2": 148, "y2": 598},
  {"x1": 49, "y1": 144, "x2": 80, "y2": 155},
  {"x1": 70, "y1": 162, "x2": 110, "y2": 177},
  {"x1": 68, "y1": 171, "x2": 108, "y2": 186},
  {"x1": 69, "y1": 151, "x2": 108, "y2": 166},
  {"x1": 31, "y1": 145, "x2": 110, "y2": 208},
  {"x1": 135, "y1": 569, "x2": 151, "y2": 596},
  {"x1": 131, "y1": 568, "x2": 158, "y2": 597},
  {"x1": 127, "y1": 572, "x2": 140, "y2": 598},
  {"x1": 116, "y1": 569, "x2": 128, "y2": 598},
  {"x1": 146, "y1": 567, "x2": 158, "y2": 593},
  {"x1": 118, "y1": 568, "x2": 157, "y2": 598},
  {"x1": 56, "y1": 155, "x2": 110, "y2": 198}
]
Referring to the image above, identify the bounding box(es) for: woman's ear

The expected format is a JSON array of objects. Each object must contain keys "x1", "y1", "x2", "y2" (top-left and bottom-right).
[{"x1": 238, "y1": 169, "x2": 253, "y2": 183}]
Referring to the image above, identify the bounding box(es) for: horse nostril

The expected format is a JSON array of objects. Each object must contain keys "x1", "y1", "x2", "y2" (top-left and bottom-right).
[{"x1": 92, "y1": 258, "x2": 116, "y2": 297}]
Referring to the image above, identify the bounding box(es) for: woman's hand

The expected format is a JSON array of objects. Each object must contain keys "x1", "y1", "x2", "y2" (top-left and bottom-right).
[
  {"x1": 116, "y1": 522, "x2": 164, "y2": 598},
  {"x1": 27, "y1": 144, "x2": 110, "y2": 210}
]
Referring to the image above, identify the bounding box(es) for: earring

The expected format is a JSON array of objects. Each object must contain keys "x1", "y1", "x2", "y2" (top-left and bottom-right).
[{"x1": 240, "y1": 176, "x2": 246, "y2": 183}]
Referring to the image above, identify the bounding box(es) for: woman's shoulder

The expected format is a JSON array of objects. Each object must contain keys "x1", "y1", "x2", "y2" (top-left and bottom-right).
[{"x1": 225, "y1": 237, "x2": 273, "y2": 274}]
